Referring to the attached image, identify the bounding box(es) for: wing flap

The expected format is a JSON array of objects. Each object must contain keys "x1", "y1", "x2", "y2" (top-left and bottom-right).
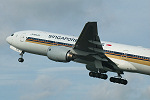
[
  {"x1": 88, "y1": 40, "x2": 103, "y2": 46},
  {"x1": 92, "y1": 55, "x2": 108, "y2": 61},
  {"x1": 88, "y1": 47, "x2": 105, "y2": 54}
]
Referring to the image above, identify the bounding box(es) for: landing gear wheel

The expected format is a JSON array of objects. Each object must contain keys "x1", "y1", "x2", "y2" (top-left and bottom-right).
[
  {"x1": 89, "y1": 72, "x2": 108, "y2": 80},
  {"x1": 89, "y1": 72, "x2": 97, "y2": 78},
  {"x1": 18, "y1": 58, "x2": 24, "y2": 62},
  {"x1": 89, "y1": 72, "x2": 95, "y2": 77},
  {"x1": 110, "y1": 77, "x2": 128, "y2": 85},
  {"x1": 110, "y1": 77, "x2": 115, "y2": 82},
  {"x1": 122, "y1": 79, "x2": 128, "y2": 85},
  {"x1": 98, "y1": 74, "x2": 108, "y2": 80}
]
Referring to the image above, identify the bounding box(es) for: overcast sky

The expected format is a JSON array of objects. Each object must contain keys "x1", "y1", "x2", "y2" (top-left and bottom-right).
[{"x1": 0, "y1": 0, "x2": 150, "y2": 100}]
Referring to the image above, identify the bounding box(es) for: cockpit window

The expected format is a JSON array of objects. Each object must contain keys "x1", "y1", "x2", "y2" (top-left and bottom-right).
[{"x1": 11, "y1": 34, "x2": 14, "y2": 36}]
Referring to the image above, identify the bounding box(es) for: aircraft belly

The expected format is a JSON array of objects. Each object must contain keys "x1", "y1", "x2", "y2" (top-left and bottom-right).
[
  {"x1": 109, "y1": 57, "x2": 137, "y2": 72},
  {"x1": 130, "y1": 62, "x2": 150, "y2": 75},
  {"x1": 27, "y1": 43, "x2": 48, "y2": 56},
  {"x1": 16, "y1": 41, "x2": 48, "y2": 56}
]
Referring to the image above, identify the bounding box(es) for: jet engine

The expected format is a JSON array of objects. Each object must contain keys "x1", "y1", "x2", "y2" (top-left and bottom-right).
[{"x1": 47, "y1": 46, "x2": 75, "y2": 62}]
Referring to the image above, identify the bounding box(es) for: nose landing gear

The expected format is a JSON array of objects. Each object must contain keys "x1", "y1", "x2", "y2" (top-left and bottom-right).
[
  {"x1": 18, "y1": 58, "x2": 24, "y2": 62},
  {"x1": 18, "y1": 51, "x2": 24, "y2": 63}
]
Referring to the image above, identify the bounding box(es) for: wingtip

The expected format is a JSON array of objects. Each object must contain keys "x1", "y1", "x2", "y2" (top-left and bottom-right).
[
  {"x1": 86, "y1": 22, "x2": 97, "y2": 25},
  {"x1": 87, "y1": 22, "x2": 97, "y2": 23}
]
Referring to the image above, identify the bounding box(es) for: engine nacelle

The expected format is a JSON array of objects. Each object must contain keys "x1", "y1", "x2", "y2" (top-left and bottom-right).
[{"x1": 47, "y1": 46, "x2": 74, "y2": 62}]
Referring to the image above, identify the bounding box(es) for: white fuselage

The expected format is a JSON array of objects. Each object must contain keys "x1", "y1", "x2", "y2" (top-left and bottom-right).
[{"x1": 6, "y1": 30, "x2": 150, "y2": 75}]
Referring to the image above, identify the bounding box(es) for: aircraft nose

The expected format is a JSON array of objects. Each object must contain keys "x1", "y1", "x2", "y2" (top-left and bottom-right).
[{"x1": 6, "y1": 36, "x2": 12, "y2": 45}]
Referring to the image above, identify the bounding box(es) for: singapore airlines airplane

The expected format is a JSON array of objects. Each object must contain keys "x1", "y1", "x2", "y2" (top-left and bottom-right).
[{"x1": 6, "y1": 22, "x2": 150, "y2": 85}]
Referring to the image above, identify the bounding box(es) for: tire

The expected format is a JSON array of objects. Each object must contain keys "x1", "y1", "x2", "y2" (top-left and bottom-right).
[
  {"x1": 89, "y1": 72, "x2": 95, "y2": 77},
  {"x1": 110, "y1": 77, "x2": 115, "y2": 82},
  {"x1": 100, "y1": 74, "x2": 108, "y2": 80},
  {"x1": 18, "y1": 58, "x2": 24, "y2": 62},
  {"x1": 123, "y1": 79, "x2": 128, "y2": 85}
]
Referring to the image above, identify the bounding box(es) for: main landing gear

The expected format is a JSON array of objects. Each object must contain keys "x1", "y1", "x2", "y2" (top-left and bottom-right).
[
  {"x1": 110, "y1": 74, "x2": 128, "y2": 85},
  {"x1": 18, "y1": 51, "x2": 24, "y2": 63},
  {"x1": 89, "y1": 72, "x2": 108, "y2": 80},
  {"x1": 89, "y1": 72, "x2": 128, "y2": 85}
]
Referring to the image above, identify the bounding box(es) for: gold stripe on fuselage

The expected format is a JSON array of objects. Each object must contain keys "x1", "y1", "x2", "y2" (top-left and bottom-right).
[
  {"x1": 26, "y1": 39, "x2": 150, "y2": 66},
  {"x1": 26, "y1": 40, "x2": 54, "y2": 46},
  {"x1": 26, "y1": 40, "x2": 72, "y2": 47},
  {"x1": 105, "y1": 54, "x2": 150, "y2": 66}
]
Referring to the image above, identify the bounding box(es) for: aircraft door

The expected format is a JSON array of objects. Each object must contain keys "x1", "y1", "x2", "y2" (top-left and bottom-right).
[
  {"x1": 20, "y1": 33, "x2": 26, "y2": 42},
  {"x1": 121, "y1": 50, "x2": 128, "y2": 60}
]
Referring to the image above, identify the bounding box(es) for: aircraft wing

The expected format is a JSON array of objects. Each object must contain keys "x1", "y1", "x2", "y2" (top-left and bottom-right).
[{"x1": 72, "y1": 22, "x2": 121, "y2": 74}]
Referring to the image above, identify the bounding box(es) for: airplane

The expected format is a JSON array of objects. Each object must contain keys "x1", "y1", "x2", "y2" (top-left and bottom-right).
[{"x1": 6, "y1": 22, "x2": 150, "y2": 85}]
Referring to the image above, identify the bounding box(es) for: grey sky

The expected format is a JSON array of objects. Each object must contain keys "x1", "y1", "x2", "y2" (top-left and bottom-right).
[
  {"x1": 1, "y1": 0, "x2": 150, "y2": 47},
  {"x1": 0, "y1": 0, "x2": 150, "y2": 100}
]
